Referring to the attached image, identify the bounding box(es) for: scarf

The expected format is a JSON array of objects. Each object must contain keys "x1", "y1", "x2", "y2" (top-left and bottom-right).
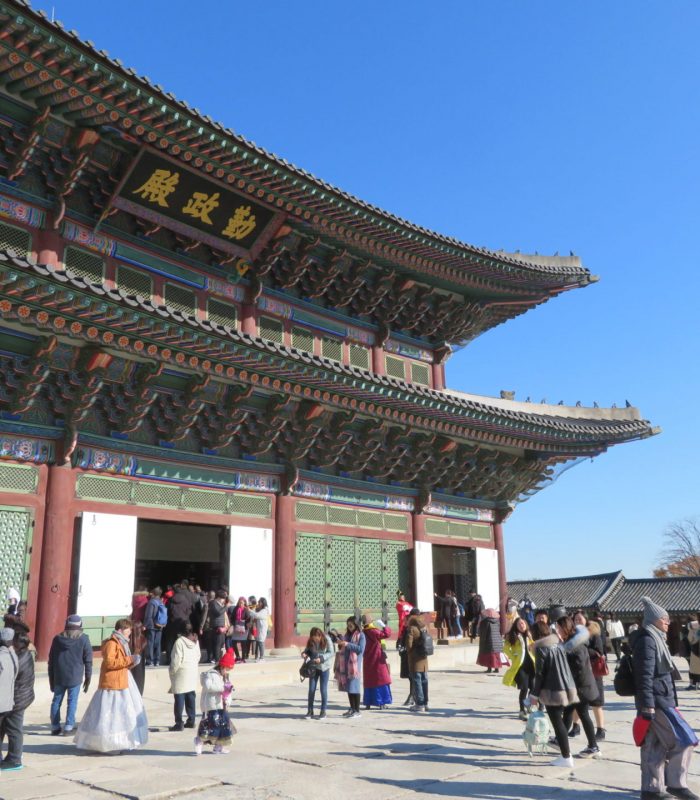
[
  {"x1": 346, "y1": 629, "x2": 361, "y2": 680},
  {"x1": 644, "y1": 622, "x2": 674, "y2": 675},
  {"x1": 112, "y1": 630, "x2": 131, "y2": 658}
]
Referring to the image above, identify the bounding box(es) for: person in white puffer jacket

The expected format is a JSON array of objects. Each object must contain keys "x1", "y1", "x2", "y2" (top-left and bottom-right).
[
  {"x1": 605, "y1": 613, "x2": 625, "y2": 662},
  {"x1": 168, "y1": 623, "x2": 201, "y2": 732},
  {"x1": 194, "y1": 647, "x2": 235, "y2": 755}
]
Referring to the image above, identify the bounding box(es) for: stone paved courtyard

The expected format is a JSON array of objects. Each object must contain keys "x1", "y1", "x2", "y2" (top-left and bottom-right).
[{"x1": 5, "y1": 658, "x2": 700, "y2": 800}]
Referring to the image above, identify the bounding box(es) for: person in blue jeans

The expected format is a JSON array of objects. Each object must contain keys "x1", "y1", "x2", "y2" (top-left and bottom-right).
[
  {"x1": 301, "y1": 628, "x2": 335, "y2": 719},
  {"x1": 143, "y1": 587, "x2": 166, "y2": 666},
  {"x1": 47, "y1": 615, "x2": 93, "y2": 735},
  {"x1": 405, "y1": 608, "x2": 430, "y2": 712}
]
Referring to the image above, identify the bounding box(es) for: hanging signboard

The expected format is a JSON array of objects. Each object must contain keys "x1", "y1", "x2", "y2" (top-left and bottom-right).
[{"x1": 110, "y1": 150, "x2": 278, "y2": 258}]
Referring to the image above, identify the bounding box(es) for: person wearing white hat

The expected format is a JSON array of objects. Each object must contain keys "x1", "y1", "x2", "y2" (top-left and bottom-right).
[{"x1": 632, "y1": 596, "x2": 699, "y2": 800}]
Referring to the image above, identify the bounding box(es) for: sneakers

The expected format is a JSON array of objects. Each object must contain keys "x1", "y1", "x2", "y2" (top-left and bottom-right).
[
  {"x1": 51, "y1": 728, "x2": 62, "y2": 736},
  {"x1": 351, "y1": 711, "x2": 361, "y2": 718},
  {"x1": 62, "y1": 728, "x2": 74, "y2": 736},
  {"x1": 342, "y1": 709, "x2": 354, "y2": 718},
  {"x1": 518, "y1": 710, "x2": 529, "y2": 721},
  {"x1": 568, "y1": 723, "x2": 581, "y2": 738},
  {"x1": 184, "y1": 719, "x2": 195, "y2": 729},
  {"x1": 577, "y1": 746, "x2": 601, "y2": 759},
  {"x1": 304, "y1": 712, "x2": 314, "y2": 719},
  {"x1": 213, "y1": 745, "x2": 230, "y2": 754},
  {"x1": 318, "y1": 712, "x2": 327, "y2": 720},
  {"x1": 409, "y1": 705, "x2": 426, "y2": 713},
  {"x1": 549, "y1": 755, "x2": 574, "y2": 768},
  {"x1": 193, "y1": 736, "x2": 203, "y2": 756},
  {"x1": 0, "y1": 762, "x2": 22, "y2": 771},
  {"x1": 595, "y1": 728, "x2": 606, "y2": 741}
]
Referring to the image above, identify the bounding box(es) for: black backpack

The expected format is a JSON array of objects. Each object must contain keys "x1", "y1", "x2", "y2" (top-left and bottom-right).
[
  {"x1": 613, "y1": 653, "x2": 635, "y2": 696},
  {"x1": 415, "y1": 629, "x2": 434, "y2": 657}
]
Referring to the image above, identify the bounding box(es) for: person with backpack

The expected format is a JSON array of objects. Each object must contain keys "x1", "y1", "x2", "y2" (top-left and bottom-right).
[
  {"x1": 503, "y1": 617, "x2": 536, "y2": 720},
  {"x1": 632, "y1": 596, "x2": 699, "y2": 800},
  {"x1": 143, "y1": 587, "x2": 167, "y2": 667},
  {"x1": 406, "y1": 608, "x2": 432, "y2": 713}
]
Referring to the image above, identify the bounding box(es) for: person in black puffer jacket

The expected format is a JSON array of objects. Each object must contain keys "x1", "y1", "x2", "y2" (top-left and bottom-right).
[
  {"x1": 0, "y1": 631, "x2": 34, "y2": 770},
  {"x1": 632, "y1": 596, "x2": 698, "y2": 800},
  {"x1": 477, "y1": 609, "x2": 504, "y2": 673},
  {"x1": 557, "y1": 615, "x2": 601, "y2": 759}
]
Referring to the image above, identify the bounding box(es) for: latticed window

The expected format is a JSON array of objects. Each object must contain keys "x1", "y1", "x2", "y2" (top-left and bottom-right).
[
  {"x1": 295, "y1": 501, "x2": 328, "y2": 524},
  {"x1": 349, "y1": 343, "x2": 370, "y2": 370},
  {"x1": 164, "y1": 283, "x2": 197, "y2": 317},
  {"x1": 207, "y1": 298, "x2": 238, "y2": 330},
  {"x1": 385, "y1": 355, "x2": 406, "y2": 381},
  {"x1": 259, "y1": 316, "x2": 284, "y2": 344},
  {"x1": 0, "y1": 464, "x2": 38, "y2": 494},
  {"x1": 0, "y1": 221, "x2": 31, "y2": 258},
  {"x1": 291, "y1": 326, "x2": 314, "y2": 354},
  {"x1": 116, "y1": 265, "x2": 153, "y2": 298},
  {"x1": 411, "y1": 362, "x2": 431, "y2": 386},
  {"x1": 64, "y1": 246, "x2": 105, "y2": 284},
  {"x1": 321, "y1": 336, "x2": 343, "y2": 363}
]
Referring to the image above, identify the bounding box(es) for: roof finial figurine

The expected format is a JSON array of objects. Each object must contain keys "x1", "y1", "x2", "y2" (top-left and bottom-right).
[
  {"x1": 612, "y1": 403, "x2": 617, "y2": 409},
  {"x1": 525, "y1": 396, "x2": 531, "y2": 403},
  {"x1": 575, "y1": 400, "x2": 582, "y2": 407},
  {"x1": 557, "y1": 400, "x2": 564, "y2": 405},
  {"x1": 625, "y1": 399, "x2": 632, "y2": 408},
  {"x1": 540, "y1": 398, "x2": 547, "y2": 404},
  {"x1": 593, "y1": 401, "x2": 599, "y2": 408}
]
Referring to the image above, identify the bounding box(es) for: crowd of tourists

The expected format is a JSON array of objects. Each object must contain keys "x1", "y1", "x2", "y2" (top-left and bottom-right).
[{"x1": 1, "y1": 584, "x2": 699, "y2": 799}]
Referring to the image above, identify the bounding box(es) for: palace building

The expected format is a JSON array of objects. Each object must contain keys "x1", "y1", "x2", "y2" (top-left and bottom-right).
[{"x1": 0, "y1": 0, "x2": 657, "y2": 658}]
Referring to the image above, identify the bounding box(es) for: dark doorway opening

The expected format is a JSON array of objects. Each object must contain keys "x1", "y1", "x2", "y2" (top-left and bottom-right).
[{"x1": 133, "y1": 519, "x2": 229, "y2": 592}]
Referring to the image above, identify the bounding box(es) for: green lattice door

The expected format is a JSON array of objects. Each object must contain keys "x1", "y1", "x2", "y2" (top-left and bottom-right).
[
  {"x1": 0, "y1": 506, "x2": 33, "y2": 602},
  {"x1": 295, "y1": 532, "x2": 407, "y2": 634}
]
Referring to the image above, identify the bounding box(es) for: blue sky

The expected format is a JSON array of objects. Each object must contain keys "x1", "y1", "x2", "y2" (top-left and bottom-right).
[{"x1": 38, "y1": 1, "x2": 699, "y2": 579}]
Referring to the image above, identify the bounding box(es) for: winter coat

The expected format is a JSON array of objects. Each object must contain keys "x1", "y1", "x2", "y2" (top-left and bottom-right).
[
  {"x1": 436, "y1": 595, "x2": 458, "y2": 622},
  {"x1": 406, "y1": 617, "x2": 428, "y2": 673},
  {"x1": 205, "y1": 599, "x2": 227, "y2": 631},
  {"x1": 0, "y1": 645, "x2": 18, "y2": 714},
  {"x1": 503, "y1": 633, "x2": 535, "y2": 688},
  {"x1": 200, "y1": 668, "x2": 226, "y2": 712},
  {"x1": 466, "y1": 595, "x2": 483, "y2": 621},
  {"x1": 341, "y1": 631, "x2": 365, "y2": 694},
  {"x1": 168, "y1": 588, "x2": 196, "y2": 623},
  {"x1": 606, "y1": 619, "x2": 624, "y2": 640},
  {"x1": 251, "y1": 608, "x2": 270, "y2": 642},
  {"x1": 13, "y1": 648, "x2": 35, "y2": 711},
  {"x1": 169, "y1": 635, "x2": 201, "y2": 695},
  {"x1": 562, "y1": 625, "x2": 598, "y2": 704},
  {"x1": 131, "y1": 592, "x2": 149, "y2": 623},
  {"x1": 362, "y1": 625, "x2": 392, "y2": 689},
  {"x1": 532, "y1": 633, "x2": 579, "y2": 707},
  {"x1": 477, "y1": 617, "x2": 503, "y2": 657},
  {"x1": 687, "y1": 625, "x2": 700, "y2": 677},
  {"x1": 317, "y1": 637, "x2": 335, "y2": 672},
  {"x1": 98, "y1": 635, "x2": 133, "y2": 691},
  {"x1": 47, "y1": 630, "x2": 93, "y2": 690},
  {"x1": 631, "y1": 627, "x2": 678, "y2": 712},
  {"x1": 227, "y1": 606, "x2": 251, "y2": 641},
  {"x1": 144, "y1": 598, "x2": 166, "y2": 632}
]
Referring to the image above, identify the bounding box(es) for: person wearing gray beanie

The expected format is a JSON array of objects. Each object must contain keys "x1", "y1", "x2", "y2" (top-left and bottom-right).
[
  {"x1": 641, "y1": 597, "x2": 668, "y2": 628},
  {"x1": 631, "y1": 597, "x2": 699, "y2": 800}
]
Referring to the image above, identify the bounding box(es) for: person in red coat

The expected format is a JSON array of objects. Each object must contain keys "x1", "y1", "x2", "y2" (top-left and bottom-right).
[{"x1": 361, "y1": 615, "x2": 393, "y2": 709}]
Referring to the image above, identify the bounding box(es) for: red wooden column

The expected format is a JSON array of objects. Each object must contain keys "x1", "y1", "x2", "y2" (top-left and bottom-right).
[
  {"x1": 35, "y1": 228, "x2": 63, "y2": 268},
  {"x1": 241, "y1": 302, "x2": 257, "y2": 337},
  {"x1": 493, "y1": 510, "x2": 509, "y2": 635},
  {"x1": 371, "y1": 345, "x2": 385, "y2": 375},
  {"x1": 35, "y1": 465, "x2": 77, "y2": 660},
  {"x1": 412, "y1": 511, "x2": 427, "y2": 543},
  {"x1": 272, "y1": 494, "x2": 297, "y2": 651}
]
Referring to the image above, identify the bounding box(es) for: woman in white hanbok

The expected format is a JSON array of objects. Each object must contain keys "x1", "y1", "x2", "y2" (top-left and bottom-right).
[{"x1": 75, "y1": 618, "x2": 149, "y2": 753}]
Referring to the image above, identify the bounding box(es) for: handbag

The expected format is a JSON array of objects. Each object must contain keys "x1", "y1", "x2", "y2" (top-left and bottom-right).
[
  {"x1": 590, "y1": 651, "x2": 609, "y2": 678},
  {"x1": 234, "y1": 623, "x2": 246, "y2": 635}
]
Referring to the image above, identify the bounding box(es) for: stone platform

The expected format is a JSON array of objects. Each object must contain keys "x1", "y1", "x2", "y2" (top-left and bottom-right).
[{"x1": 6, "y1": 651, "x2": 700, "y2": 800}]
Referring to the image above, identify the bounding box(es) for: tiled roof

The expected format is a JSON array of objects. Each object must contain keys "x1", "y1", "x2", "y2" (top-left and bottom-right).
[
  {"x1": 604, "y1": 577, "x2": 700, "y2": 615},
  {"x1": 507, "y1": 571, "x2": 624, "y2": 610},
  {"x1": 0, "y1": 249, "x2": 658, "y2": 453},
  {"x1": 1, "y1": 0, "x2": 594, "y2": 293}
]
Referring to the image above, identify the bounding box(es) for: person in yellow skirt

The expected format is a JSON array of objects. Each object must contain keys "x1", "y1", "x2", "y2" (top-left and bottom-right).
[{"x1": 503, "y1": 616, "x2": 536, "y2": 720}]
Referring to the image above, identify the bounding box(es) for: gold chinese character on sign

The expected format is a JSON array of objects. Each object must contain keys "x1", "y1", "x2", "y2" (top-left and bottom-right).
[
  {"x1": 221, "y1": 205, "x2": 257, "y2": 240},
  {"x1": 132, "y1": 169, "x2": 179, "y2": 207},
  {"x1": 182, "y1": 191, "x2": 220, "y2": 225}
]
